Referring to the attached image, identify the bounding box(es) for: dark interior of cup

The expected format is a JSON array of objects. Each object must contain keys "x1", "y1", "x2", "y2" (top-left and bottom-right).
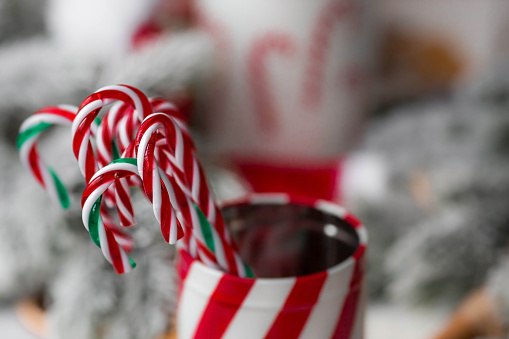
[{"x1": 222, "y1": 202, "x2": 360, "y2": 278}]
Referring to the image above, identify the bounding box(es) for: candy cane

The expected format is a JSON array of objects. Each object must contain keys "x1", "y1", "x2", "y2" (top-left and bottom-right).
[
  {"x1": 117, "y1": 110, "x2": 138, "y2": 156},
  {"x1": 95, "y1": 102, "x2": 136, "y2": 225},
  {"x1": 98, "y1": 98, "x2": 188, "y2": 173},
  {"x1": 135, "y1": 113, "x2": 251, "y2": 277},
  {"x1": 96, "y1": 97, "x2": 181, "y2": 159},
  {"x1": 81, "y1": 158, "x2": 141, "y2": 274},
  {"x1": 17, "y1": 105, "x2": 78, "y2": 209},
  {"x1": 100, "y1": 207, "x2": 135, "y2": 253},
  {"x1": 301, "y1": 0, "x2": 357, "y2": 110},
  {"x1": 138, "y1": 134, "x2": 185, "y2": 245},
  {"x1": 82, "y1": 157, "x2": 217, "y2": 273},
  {"x1": 18, "y1": 105, "x2": 134, "y2": 252},
  {"x1": 140, "y1": 142, "x2": 226, "y2": 270},
  {"x1": 138, "y1": 113, "x2": 232, "y2": 248},
  {"x1": 247, "y1": 33, "x2": 296, "y2": 131},
  {"x1": 96, "y1": 102, "x2": 131, "y2": 167},
  {"x1": 145, "y1": 143, "x2": 239, "y2": 274},
  {"x1": 95, "y1": 97, "x2": 191, "y2": 226},
  {"x1": 71, "y1": 84, "x2": 153, "y2": 182},
  {"x1": 150, "y1": 98, "x2": 190, "y2": 136},
  {"x1": 73, "y1": 85, "x2": 153, "y2": 230}
]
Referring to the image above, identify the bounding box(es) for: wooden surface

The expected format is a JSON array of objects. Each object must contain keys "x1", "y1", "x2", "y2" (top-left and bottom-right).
[
  {"x1": 431, "y1": 289, "x2": 506, "y2": 339},
  {"x1": 15, "y1": 298, "x2": 46, "y2": 337}
]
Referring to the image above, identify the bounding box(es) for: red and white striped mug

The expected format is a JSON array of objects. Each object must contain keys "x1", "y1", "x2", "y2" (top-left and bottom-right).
[{"x1": 177, "y1": 193, "x2": 367, "y2": 339}]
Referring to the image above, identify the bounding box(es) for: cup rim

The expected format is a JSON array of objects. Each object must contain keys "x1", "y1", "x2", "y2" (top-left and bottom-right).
[{"x1": 182, "y1": 193, "x2": 367, "y2": 284}]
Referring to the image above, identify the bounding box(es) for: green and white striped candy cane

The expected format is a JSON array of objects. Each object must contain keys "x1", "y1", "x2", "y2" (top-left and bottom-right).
[
  {"x1": 17, "y1": 105, "x2": 136, "y2": 254},
  {"x1": 17, "y1": 105, "x2": 80, "y2": 209}
]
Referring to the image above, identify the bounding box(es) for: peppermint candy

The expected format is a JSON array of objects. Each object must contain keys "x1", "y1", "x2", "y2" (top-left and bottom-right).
[
  {"x1": 135, "y1": 113, "x2": 251, "y2": 277},
  {"x1": 17, "y1": 105, "x2": 78, "y2": 209}
]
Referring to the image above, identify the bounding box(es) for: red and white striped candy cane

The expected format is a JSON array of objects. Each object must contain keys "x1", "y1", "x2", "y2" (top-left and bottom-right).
[
  {"x1": 95, "y1": 97, "x2": 192, "y2": 226},
  {"x1": 107, "y1": 97, "x2": 189, "y2": 157},
  {"x1": 100, "y1": 207, "x2": 135, "y2": 253},
  {"x1": 247, "y1": 33, "x2": 296, "y2": 130},
  {"x1": 81, "y1": 158, "x2": 143, "y2": 274},
  {"x1": 99, "y1": 98, "x2": 190, "y2": 176},
  {"x1": 136, "y1": 129, "x2": 223, "y2": 271},
  {"x1": 113, "y1": 108, "x2": 137, "y2": 156},
  {"x1": 137, "y1": 134, "x2": 185, "y2": 245},
  {"x1": 96, "y1": 102, "x2": 131, "y2": 167},
  {"x1": 150, "y1": 97, "x2": 190, "y2": 137},
  {"x1": 82, "y1": 156, "x2": 224, "y2": 274},
  {"x1": 141, "y1": 111, "x2": 235, "y2": 252},
  {"x1": 82, "y1": 156, "x2": 190, "y2": 273},
  {"x1": 114, "y1": 135, "x2": 221, "y2": 271},
  {"x1": 109, "y1": 97, "x2": 189, "y2": 188},
  {"x1": 146, "y1": 99, "x2": 189, "y2": 188},
  {"x1": 17, "y1": 105, "x2": 134, "y2": 251},
  {"x1": 135, "y1": 113, "x2": 250, "y2": 277},
  {"x1": 73, "y1": 85, "x2": 153, "y2": 229},
  {"x1": 96, "y1": 101, "x2": 136, "y2": 225},
  {"x1": 71, "y1": 84, "x2": 153, "y2": 183}
]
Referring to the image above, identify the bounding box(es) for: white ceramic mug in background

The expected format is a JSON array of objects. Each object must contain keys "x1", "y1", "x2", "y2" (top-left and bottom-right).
[{"x1": 196, "y1": 0, "x2": 373, "y2": 161}]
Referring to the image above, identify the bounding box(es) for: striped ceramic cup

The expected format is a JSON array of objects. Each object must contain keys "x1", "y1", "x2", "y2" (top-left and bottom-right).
[{"x1": 177, "y1": 193, "x2": 367, "y2": 339}]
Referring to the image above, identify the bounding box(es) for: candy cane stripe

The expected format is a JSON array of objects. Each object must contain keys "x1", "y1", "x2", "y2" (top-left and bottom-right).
[
  {"x1": 90, "y1": 159, "x2": 138, "y2": 181},
  {"x1": 135, "y1": 112, "x2": 250, "y2": 276},
  {"x1": 196, "y1": 206, "x2": 215, "y2": 253},
  {"x1": 20, "y1": 142, "x2": 41, "y2": 183},
  {"x1": 88, "y1": 197, "x2": 103, "y2": 247},
  {"x1": 17, "y1": 123, "x2": 52, "y2": 150},
  {"x1": 71, "y1": 99, "x2": 103, "y2": 136},
  {"x1": 81, "y1": 162, "x2": 141, "y2": 273},
  {"x1": 49, "y1": 167, "x2": 70, "y2": 209},
  {"x1": 18, "y1": 105, "x2": 79, "y2": 209},
  {"x1": 83, "y1": 182, "x2": 111, "y2": 231},
  {"x1": 115, "y1": 183, "x2": 135, "y2": 226}
]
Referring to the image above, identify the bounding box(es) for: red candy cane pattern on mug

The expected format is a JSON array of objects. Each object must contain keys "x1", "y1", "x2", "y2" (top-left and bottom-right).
[
  {"x1": 247, "y1": 33, "x2": 296, "y2": 131},
  {"x1": 301, "y1": 0, "x2": 360, "y2": 110}
]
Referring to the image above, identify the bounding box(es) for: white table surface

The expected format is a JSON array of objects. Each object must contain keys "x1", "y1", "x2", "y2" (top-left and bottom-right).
[
  {"x1": 0, "y1": 302, "x2": 449, "y2": 339},
  {"x1": 0, "y1": 306, "x2": 40, "y2": 339},
  {"x1": 366, "y1": 303, "x2": 449, "y2": 339}
]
